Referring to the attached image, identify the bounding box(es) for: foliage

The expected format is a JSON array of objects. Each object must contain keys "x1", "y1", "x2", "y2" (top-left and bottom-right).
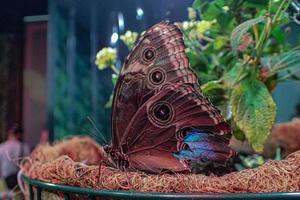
[
  {"x1": 235, "y1": 147, "x2": 283, "y2": 170},
  {"x1": 231, "y1": 79, "x2": 276, "y2": 151},
  {"x1": 95, "y1": 0, "x2": 300, "y2": 152},
  {"x1": 236, "y1": 154, "x2": 265, "y2": 170},
  {"x1": 183, "y1": 0, "x2": 299, "y2": 152},
  {"x1": 230, "y1": 16, "x2": 266, "y2": 53}
]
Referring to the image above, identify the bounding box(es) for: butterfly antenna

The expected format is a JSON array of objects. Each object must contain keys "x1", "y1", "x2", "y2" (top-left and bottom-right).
[
  {"x1": 81, "y1": 127, "x2": 99, "y2": 141},
  {"x1": 86, "y1": 116, "x2": 108, "y2": 145}
]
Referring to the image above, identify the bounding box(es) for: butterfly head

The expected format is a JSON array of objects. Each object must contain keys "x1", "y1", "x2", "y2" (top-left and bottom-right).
[{"x1": 104, "y1": 145, "x2": 129, "y2": 170}]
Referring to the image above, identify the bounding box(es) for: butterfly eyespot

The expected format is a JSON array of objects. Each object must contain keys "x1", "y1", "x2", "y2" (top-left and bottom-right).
[
  {"x1": 148, "y1": 68, "x2": 165, "y2": 85},
  {"x1": 142, "y1": 47, "x2": 156, "y2": 62},
  {"x1": 148, "y1": 102, "x2": 174, "y2": 126}
]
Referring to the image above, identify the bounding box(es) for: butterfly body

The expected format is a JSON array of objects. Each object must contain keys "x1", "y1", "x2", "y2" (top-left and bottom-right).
[
  {"x1": 104, "y1": 145, "x2": 129, "y2": 170},
  {"x1": 106, "y1": 22, "x2": 236, "y2": 174}
]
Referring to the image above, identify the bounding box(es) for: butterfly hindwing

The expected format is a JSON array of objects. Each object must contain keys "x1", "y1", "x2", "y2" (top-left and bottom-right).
[{"x1": 118, "y1": 83, "x2": 233, "y2": 172}]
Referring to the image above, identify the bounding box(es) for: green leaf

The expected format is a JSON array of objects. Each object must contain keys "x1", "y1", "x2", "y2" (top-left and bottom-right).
[
  {"x1": 261, "y1": 50, "x2": 300, "y2": 76},
  {"x1": 271, "y1": 27, "x2": 285, "y2": 44},
  {"x1": 222, "y1": 61, "x2": 243, "y2": 87},
  {"x1": 217, "y1": 13, "x2": 234, "y2": 30},
  {"x1": 201, "y1": 3, "x2": 222, "y2": 20},
  {"x1": 230, "y1": 16, "x2": 266, "y2": 53},
  {"x1": 192, "y1": 0, "x2": 204, "y2": 10},
  {"x1": 201, "y1": 81, "x2": 228, "y2": 105},
  {"x1": 214, "y1": 36, "x2": 228, "y2": 50},
  {"x1": 245, "y1": 0, "x2": 268, "y2": 8},
  {"x1": 231, "y1": 78, "x2": 276, "y2": 152},
  {"x1": 201, "y1": 81, "x2": 225, "y2": 93}
]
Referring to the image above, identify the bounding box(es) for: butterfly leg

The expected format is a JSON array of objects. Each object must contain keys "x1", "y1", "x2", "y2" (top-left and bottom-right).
[
  {"x1": 97, "y1": 161, "x2": 103, "y2": 185},
  {"x1": 123, "y1": 167, "x2": 134, "y2": 190}
]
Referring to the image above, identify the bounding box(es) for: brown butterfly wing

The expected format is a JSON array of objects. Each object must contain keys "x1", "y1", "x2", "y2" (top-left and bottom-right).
[
  {"x1": 121, "y1": 83, "x2": 233, "y2": 173},
  {"x1": 111, "y1": 21, "x2": 235, "y2": 173},
  {"x1": 112, "y1": 22, "x2": 197, "y2": 148}
]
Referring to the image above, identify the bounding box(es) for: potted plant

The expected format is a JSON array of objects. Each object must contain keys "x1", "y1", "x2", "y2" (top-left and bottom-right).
[{"x1": 96, "y1": 0, "x2": 300, "y2": 156}]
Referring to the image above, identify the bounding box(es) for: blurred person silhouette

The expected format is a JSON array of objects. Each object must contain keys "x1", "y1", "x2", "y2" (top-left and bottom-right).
[
  {"x1": 0, "y1": 124, "x2": 29, "y2": 190},
  {"x1": 38, "y1": 129, "x2": 49, "y2": 146}
]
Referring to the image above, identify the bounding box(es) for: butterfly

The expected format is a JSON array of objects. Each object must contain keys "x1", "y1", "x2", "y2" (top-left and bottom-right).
[{"x1": 104, "y1": 21, "x2": 236, "y2": 174}]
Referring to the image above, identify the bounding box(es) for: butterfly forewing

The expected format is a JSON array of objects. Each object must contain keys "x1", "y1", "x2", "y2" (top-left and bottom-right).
[{"x1": 112, "y1": 22, "x2": 198, "y2": 148}]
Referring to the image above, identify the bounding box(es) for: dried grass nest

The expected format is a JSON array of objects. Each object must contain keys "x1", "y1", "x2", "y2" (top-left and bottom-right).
[{"x1": 21, "y1": 136, "x2": 300, "y2": 193}]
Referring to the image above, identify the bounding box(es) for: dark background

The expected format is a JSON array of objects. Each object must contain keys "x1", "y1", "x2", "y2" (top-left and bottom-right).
[{"x1": 0, "y1": 1, "x2": 47, "y2": 143}]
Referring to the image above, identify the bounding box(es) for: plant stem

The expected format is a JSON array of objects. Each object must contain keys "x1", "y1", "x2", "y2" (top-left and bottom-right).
[
  {"x1": 268, "y1": 0, "x2": 272, "y2": 14},
  {"x1": 271, "y1": 0, "x2": 291, "y2": 24},
  {"x1": 202, "y1": 36, "x2": 214, "y2": 43},
  {"x1": 255, "y1": 15, "x2": 272, "y2": 62},
  {"x1": 252, "y1": 25, "x2": 259, "y2": 44},
  {"x1": 110, "y1": 65, "x2": 120, "y2": 75},
  {"x1": 254, "y1": 0, "x2": 291, "y2": 66}
]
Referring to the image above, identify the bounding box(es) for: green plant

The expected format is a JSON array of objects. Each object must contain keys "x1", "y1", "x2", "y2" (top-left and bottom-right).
[
  {"x1": 235, "y1": 147, "x2": 283, "y2": 170},
  {"x1": 95, "y1": 0, "x2": 300, "y2": 152}
]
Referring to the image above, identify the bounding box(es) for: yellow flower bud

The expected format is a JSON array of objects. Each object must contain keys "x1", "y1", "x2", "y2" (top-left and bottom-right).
[
  {"x1": 120, "y1": 31, "x2": 138, "y2": 50},
  {"x1": 187, "y1": 7, "x2": 197, "y2": 21},
  {"x1": 95, "y1": 47, "x2": 117, "y2": 70}
]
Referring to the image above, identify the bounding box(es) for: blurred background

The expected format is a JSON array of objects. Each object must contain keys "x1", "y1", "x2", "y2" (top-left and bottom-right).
[
  {"x1": 0, "y1": 0, "x2": 196, "y2": 149},
  {"x1": 0, "y1": 0, "x2": 299, "y2": 150}
]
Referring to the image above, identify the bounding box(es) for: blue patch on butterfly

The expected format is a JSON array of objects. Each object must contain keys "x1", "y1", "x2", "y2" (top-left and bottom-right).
[
  {"x1": 184, "y1": 131, "x2": 209, "y2": 142},
  {"x1": 173, "y1": 130, "x2": 214, "y2": 161}
]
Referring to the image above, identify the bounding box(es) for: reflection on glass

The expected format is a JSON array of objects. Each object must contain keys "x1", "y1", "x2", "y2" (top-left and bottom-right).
[
  {"x1": 118, "y1": 12, "x2": 125, "y2": 32},
  {"x1": 136, "y1": 7, "x2": 144, "y2": 20},
  {"x1": 110, "y1": 32, "x2": 118, "y2": 45}
]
